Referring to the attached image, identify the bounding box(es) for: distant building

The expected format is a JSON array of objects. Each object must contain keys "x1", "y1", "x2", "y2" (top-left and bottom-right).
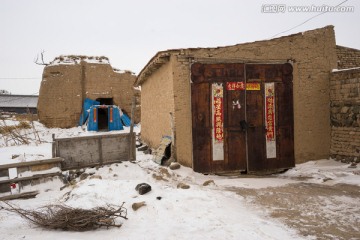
[{"x1": 0, "y1": 95, "x2": 38, "y2": 114}]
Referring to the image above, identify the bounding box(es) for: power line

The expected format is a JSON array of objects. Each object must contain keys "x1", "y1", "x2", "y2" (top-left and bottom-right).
[{"x1": 270, "y1": 0, "x2": 348, "y2": 39}]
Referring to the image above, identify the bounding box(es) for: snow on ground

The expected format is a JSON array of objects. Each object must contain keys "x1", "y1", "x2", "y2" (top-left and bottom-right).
[
  {"x1": 279, "y1": 159, "x2": 360, "y2": 186},
  {"x1": 1, "y1": 119, "x2": 359, "y2": 239},
  {"x1": 0, "y1": 152, "x2": 303, "y2": 240}
]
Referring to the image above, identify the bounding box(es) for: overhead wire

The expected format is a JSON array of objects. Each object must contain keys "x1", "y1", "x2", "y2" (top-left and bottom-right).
[{"x1": 270, "y1": 0, "x2": 349, "y2": 39}]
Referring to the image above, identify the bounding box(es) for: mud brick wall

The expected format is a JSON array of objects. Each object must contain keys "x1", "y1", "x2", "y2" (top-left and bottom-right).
[
  {"x1": 138, "y1": 26, "x2": 338, "y2": 167},
  {"x1": 336, "y1": 46, "x2": 360, "y2": 70},
  {"x1": 140, "y1": 59, "x2": 175, "y2": 147},
  {"x1": 38, "y1": 60, "x2": 139, "y2": 128},
  {"x1": 330, "y1": 68, "x2": 360, "y2": 162},
  {"x1": 38, "y1": 64, "x2": 83, "y2": 128},
  {"x1": 172, "y1": 26, "x2": 337, "y2": 167}
]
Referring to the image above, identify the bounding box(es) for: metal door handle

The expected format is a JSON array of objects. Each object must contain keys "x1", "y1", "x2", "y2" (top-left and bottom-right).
[{"x1": 240, "y1": 120, "x2": 248, "y2": 132}]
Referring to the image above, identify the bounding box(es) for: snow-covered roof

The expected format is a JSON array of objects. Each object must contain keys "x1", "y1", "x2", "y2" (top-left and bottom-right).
[
  {"x1": 0, "y1": 95, "x2": 38, "y2": 108},
  {"x1": 49, "y1": 55, "x2": 110, "y2": 66}
]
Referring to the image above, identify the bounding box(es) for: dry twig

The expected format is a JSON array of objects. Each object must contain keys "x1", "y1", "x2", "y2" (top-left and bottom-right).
[{"x1": 0, "y1": 201, "x2": 127, "y2": 231}]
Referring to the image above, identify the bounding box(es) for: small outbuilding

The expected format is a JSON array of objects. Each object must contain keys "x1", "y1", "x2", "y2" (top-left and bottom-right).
[
  {"x1": 78, "y1": 98, "x2": 131, "y2": 132},
  {"x1": 37, "y1": 56, "x2": 140, "y2": 128},
  {"x1": 135, "y1": 26, "x2": 341, "y2": 174}
]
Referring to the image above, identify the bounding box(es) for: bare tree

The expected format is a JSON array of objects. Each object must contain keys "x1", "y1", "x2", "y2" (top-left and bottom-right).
[
  {"x1": 34, "y1": 50, "x2": 49, "y2": 66},
  {"x1": 0, "y1": 90, "x2": 11, "y2": 95}
]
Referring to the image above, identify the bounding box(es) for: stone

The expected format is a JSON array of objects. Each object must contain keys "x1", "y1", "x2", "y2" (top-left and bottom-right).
[
  {"x1": 348, "y1": 163, "x2": 357, "y2": 168},
  {"x1": 156, "y1": 196, "x2": 162, "y2": 200},
  {"x1": 132, "y1": 201, "x2": 146, "y2": 211},
  {"x1": 90, "y1": 175, "x2": 102, "y2": 180},
  {"x1": 144, "y1": 148, "x2": 152, "y2": 154},
  {"x1": 162, "y1": 158, "x2": 175, "y2": 167},
  {"x1": 152, "y1": 173, "x2": 168, "y2": 182},
  {"x1": 346, "y1": 157, "x2": 354, "y2": 163},
  {"x1": 138, "y1": 145, "x2": 148, "y2": 151},
  {"x1": 340, "y1": 106, "x2": 350, "y2": 113},
  {"x1": 159, "y1": 168, "x2": 171, "y2": 178},
  {"x1": 353, "y1": 106, "x2": 360, "y2": 114},
  {"x1": 203, "y1": 180, "x2": 215, "y2": 186},
  {"x1": 169, "y1": 162, "x2": 181, "y2": 170},
  {"x1": 135, "y1": 183, "x2": 152, "y2": 195},
  {"x1": 79, "y1": 173, "x2": 89, "y2": 181},
  {"x1": 323, "y1": 177, "x2": 333, "y2": 182},
  {"x1": 177, "y1": 183, "x2": 190, "y2": 189},
  {"x1": 331, "y1": 107, "x2": 340, "y2": 114}
]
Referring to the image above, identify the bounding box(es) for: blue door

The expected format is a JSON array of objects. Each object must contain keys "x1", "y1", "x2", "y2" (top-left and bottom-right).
[{"x1": 108, "y1": 106, "x2": 124, "y2": 131}]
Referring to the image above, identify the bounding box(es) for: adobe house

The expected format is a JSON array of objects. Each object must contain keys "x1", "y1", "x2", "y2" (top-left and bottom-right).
[
  {"x1": 135, "y1": 26, "x2": 341, "y2": 173},
  {"x1": 37, "y1": 56, "x2": 140, "y2": 128}
]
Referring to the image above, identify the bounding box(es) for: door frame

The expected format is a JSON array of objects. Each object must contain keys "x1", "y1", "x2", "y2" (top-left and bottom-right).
[{"x1": 190, "y1": 61, "x2": 294, "y2": 173}]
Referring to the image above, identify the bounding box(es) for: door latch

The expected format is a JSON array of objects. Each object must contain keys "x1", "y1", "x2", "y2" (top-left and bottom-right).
[{"x1": 240, "y1": 120, "x2": 248, "y2": 132}]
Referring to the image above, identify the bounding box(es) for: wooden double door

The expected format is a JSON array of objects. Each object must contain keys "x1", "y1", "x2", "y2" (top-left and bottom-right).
[{"x1": 191, "y1": 63, "x2": 294, "y2": 173}]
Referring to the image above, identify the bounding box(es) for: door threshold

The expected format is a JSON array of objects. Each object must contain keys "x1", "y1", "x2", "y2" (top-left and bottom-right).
[{"x1": 214, "y1": 170, "x2": 246, "y2": 177}]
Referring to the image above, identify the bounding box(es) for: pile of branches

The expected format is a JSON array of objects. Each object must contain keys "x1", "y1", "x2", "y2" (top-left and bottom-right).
[
  {"x1": 0, "y1": 120, "x2": 31, "y2": 145},
  {"x1": 1, "y1": 201, "x2": 127, "y2": 231}
]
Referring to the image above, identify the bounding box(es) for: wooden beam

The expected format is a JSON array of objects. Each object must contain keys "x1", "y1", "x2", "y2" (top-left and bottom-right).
[
  {"x1": 0, "y1": 191, "x2": 39, "y2": 201},
  {"x1": 129, "y1": 96, "x2": 136, "y2": 161},
  {"x1": 0, "y1": 172, "x2": 62, "y2": 184},
  {"x1": 0, "y1": 158, "x2": 64, "y2": 170}
]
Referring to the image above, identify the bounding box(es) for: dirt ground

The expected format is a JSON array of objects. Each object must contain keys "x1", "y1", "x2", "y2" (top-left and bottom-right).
[{"x1": 229, "y1": 182, "x2": 360, "y2": 240}]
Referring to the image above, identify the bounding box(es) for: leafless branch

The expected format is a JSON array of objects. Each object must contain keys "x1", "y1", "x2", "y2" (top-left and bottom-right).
[
  {"x1": 1, "y1": 201, "x2": 128, "y2": 231},
  {"x1": 34, "y1": 50, "x2": 49, "y2": 66}
]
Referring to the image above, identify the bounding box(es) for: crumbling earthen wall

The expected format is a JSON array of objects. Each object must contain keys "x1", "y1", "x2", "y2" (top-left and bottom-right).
[
  {"x1": 140, "y1": 60, "x2": 175, "y2": 147},
  {"x1": 330, "y1": 68, "x2": 360, "y2": 162},
  {"x1": 336, "y1": 45, "x2": 360, "y2": 69},
  {"x1": 38, "y1": 59, "x2": 139, "y2": 128},
  {"x1": 38, "y1": 64, "x2": 83, "y2": 128},
  {"x1": 169, "y1": 26, "x2": 337, "y2": 167},
  {"x1": 84, "y1": 63, "x2": 139, "y2": 118}
]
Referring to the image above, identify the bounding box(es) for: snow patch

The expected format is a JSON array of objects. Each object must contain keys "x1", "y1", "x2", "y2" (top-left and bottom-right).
[{"x1": 332, "y1": 67, "x2": 360, "y2": 72}]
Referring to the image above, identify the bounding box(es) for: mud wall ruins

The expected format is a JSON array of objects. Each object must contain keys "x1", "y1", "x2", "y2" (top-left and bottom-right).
[
  {"x1": 37, "y1": 56, "x2": 140, "y2": 128},
  {"x1": 330, "y1": 68, "x2": 360, "y2": 162},
  {"x1": 336, "y1": 45, "x2": 360, "y2": 69}
]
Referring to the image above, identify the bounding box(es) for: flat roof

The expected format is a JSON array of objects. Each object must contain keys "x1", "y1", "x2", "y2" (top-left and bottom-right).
[{"x1": 0, "y1": 95, "x2": 38, "y2": 108}]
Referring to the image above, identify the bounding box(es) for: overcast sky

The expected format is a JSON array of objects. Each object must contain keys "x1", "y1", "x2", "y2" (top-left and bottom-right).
[{"x1": 1, "y1": 0, "x2": 359, "y2": 95}]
